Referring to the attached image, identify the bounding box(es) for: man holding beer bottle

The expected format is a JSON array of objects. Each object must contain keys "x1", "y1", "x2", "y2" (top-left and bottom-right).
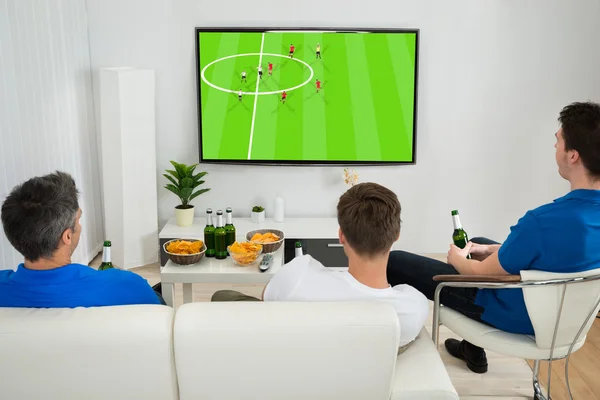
[{"x1": 387, "y1": 101, "x2": 600, "y2": 374}]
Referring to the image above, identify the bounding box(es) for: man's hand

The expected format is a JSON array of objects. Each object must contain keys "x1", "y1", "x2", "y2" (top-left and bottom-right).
[
  {"x1": 468, "y1": 242, "x2": 492, "y2": 261},
  {"x1": 447, "y1": 242, "x2": 473, "y2": 266}
]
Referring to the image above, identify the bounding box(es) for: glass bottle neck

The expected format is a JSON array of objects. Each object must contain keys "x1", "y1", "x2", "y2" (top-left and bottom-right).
[
  {"x1": 102, "y1": 246, "x2": 111, "y2": 263},
  {"x1": 226, "y1": 212, "x2": 233, "y2": 225},
  {"x1": 452, "y1": 215, "x2": 462, "y2": 230},
  {"x1": 217, "y1": 215, "x2": 224, "y2": 228},
  {"x1": 206, "y1": 214, "x2": 214, "y2": 226}
]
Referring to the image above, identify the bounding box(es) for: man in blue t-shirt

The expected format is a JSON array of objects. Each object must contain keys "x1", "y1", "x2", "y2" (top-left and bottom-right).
[
  {"x1": 387, "y1": 101, "x2": 600, "y2": 374},
  {"x1": 0, "y1": 171, "x2": 162, "y2": 308}
]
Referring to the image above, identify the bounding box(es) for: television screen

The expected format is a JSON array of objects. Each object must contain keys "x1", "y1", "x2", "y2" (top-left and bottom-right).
[{"x1": 196, "y1": 28, "x2": 419, "y2": 165}]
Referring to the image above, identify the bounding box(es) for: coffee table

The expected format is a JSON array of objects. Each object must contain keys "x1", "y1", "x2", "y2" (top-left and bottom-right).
[{"x1": 160, "y1": 247, "x2": 284, "y2": 307}]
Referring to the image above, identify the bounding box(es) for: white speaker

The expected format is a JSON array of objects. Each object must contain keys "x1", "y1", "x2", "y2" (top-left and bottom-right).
[{"x1": 99, "y1": 68, "x2": 158, "y2": 269}]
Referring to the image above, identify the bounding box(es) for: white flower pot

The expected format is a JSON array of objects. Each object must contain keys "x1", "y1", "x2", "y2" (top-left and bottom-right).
[
  {"x1": 175, "y1": 206, "x2": 195, "y2": 227},
  {"x1": 251, "y1": 210, "x2": 265, "y2": 224}
]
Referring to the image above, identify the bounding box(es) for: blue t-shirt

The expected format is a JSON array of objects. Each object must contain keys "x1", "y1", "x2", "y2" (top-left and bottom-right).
[
  {"x1": 0, "y1": 263, "x2": 161, "y2": 308},
  {"x1": 475, "y1": 189, "x2": 600, "y2": 335}
]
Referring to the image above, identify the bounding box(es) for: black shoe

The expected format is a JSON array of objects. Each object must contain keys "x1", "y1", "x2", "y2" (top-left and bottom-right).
[{"x1": 445, "y1": 338, "x2": 488, "y2": 374}]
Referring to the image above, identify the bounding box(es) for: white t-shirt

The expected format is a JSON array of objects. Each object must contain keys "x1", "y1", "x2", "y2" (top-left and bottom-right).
[{"x1": 263, "y1": 255, "x2": 429, "y2": 346}]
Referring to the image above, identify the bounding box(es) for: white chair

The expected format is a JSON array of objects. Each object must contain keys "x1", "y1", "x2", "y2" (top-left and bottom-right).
[{"x1": 431, "y1": 268, "x2": 600, "y2": 400}]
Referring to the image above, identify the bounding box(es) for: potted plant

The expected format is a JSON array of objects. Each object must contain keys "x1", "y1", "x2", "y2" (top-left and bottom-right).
[
  {"x1": 164, "y1": 161, "x2": 210, "y2": 227},
  {"x1": 251, "y1": 205, "x2": 265, "y2": 224}
]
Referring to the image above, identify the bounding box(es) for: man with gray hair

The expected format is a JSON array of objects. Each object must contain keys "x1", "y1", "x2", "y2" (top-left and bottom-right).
[{"x1": 0, "y1": 171, "x2": 162, "y2": 307}]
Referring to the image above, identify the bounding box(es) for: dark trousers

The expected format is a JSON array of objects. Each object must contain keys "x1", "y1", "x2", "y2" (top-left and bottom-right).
[{"x1": 386, "y1": 237, "x2": 500, "y2": 326}]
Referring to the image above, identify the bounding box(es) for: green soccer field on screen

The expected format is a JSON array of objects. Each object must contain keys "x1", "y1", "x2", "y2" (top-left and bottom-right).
[{"x1": 197, "y1": 30, "x2": 418, "y2": 164}]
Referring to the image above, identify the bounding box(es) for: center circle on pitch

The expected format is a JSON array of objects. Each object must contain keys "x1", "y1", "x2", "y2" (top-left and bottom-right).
[{"x1": 201, "y1": 53, "x2": 314, "y2": 95}]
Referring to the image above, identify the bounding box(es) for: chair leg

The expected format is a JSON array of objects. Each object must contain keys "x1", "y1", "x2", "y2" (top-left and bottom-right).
[
  {"x1": 533, "y1": 360, "x2": 551, "y2": 400},
  {"x1": 432, "y1": 299, "x2": 441, "y2": 348}
]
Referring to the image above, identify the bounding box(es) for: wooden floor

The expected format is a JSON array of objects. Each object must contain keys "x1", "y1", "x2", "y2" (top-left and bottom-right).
[
  {"x1": 102, "y1": 257, "x2": 600, "y2": 399},
  {"x1": 527, "y1": 318, "x2": 600, "y2": 400}
]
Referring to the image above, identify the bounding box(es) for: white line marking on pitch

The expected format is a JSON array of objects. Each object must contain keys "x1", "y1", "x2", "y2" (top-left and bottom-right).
[
  {"x1": 247, "y1": 33, "x2": 266, "y2": 159},
  {"x1": 200, "y1": 53, "x2": 314, "y2": 95}
]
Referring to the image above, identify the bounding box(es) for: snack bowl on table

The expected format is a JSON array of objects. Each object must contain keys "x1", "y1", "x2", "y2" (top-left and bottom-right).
[
  {"x1": 228, "y1": 242, "x2": 263, "y2": 266},
  {"x1": 246, "y1": 229, "x2": 285, "y2": 253},
  {"x1": 163, "y1": 238, "x2": 206, "y2": 265}
]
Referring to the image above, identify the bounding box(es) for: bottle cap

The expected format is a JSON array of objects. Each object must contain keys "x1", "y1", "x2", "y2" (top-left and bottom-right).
[
  {"x1": 206, "y1": 208, "x2": 213, "y2": 213},
  {"x1": 226, "y1": 207, "x2": 232, "y2": 213},
  {"x1": 103, "y1": 241, "x2": 111, "y2": 247},
  {"x1": 217, "y1": 210, "x2": 223, "y2": 215},
  {"x1": 295, "y1": 241, "x2": 302, "y2": 248},
  {"x1": 451, "y1": 210, "x2": 458, "y2": 216}
]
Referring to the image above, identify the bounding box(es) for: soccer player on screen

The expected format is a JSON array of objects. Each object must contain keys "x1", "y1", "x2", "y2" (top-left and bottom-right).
[
  {"x1": 316, "y1": 43, "x2": 321, "y2": 59},
  {"x1": 316, "y1": 79, "x2": 321, "y2": 93},
  {"x1": 268, "y1": 62, "x2": 274, "y2": 76},
  {"x1": 281, "y1": 91, "x2": 287, "y2": 103},
  {"x1": 241, "y1": 71, "x2": 247, "y2": 82},
  {"x1": 289, "y1": 44, "x2": 295, "y2": 58},
  {"x1": 238, "y1": 89, "x2": 243, "y2": 101},
  {"x1": 257, "y1": 65, "x2": 263, "y2": 80}
]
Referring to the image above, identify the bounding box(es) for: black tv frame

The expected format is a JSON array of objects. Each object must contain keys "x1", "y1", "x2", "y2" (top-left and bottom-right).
[{"x1": 195, "y1": 27, "x2": 420, "y2": 166}]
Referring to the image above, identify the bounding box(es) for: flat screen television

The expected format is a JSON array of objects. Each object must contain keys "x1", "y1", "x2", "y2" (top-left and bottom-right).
[{"x1": 195, "y1": 28, "x2": 419, "y2": 165}]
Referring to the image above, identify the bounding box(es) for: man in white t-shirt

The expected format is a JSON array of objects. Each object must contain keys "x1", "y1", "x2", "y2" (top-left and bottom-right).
[{"x1": 212, "y1": 182, "x2": 429, "y2": 348}]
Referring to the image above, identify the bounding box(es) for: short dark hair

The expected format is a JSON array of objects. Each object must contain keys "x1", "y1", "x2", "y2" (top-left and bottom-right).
[
  {"x1": 1, "y1": 171, "x2": 79, "y2": 261},
  {"x1": 559, "y1": 101, "x2": 600, "y2": 177},
  {"x1": 337, "y1": 182, "x2": 401, "y2": 258}
]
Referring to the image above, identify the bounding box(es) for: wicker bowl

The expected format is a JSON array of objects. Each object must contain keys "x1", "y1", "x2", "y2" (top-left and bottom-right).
[
  {"x1": 163, "y1": 239, "x2": 206, "y2": 265},
  {"x1": 246, "y1": 229, "x2": 285, "y2": 253}
]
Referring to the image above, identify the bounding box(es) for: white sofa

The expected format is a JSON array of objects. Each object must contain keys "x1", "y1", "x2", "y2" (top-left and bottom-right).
[{"x1": 0, "y1": 302, "x2": 457, "y2": 400}]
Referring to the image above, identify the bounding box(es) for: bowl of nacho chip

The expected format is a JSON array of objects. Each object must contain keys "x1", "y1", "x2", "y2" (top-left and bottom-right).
[
  {"x1": 228, "y1": 241, "x2": 263, "y2": 266},
  {"x1": 246, "y1": 229, "x2": 285, "y2": 253},
  {"x1": 163, "y1": 239, "x2": 206, "y2": 265}
]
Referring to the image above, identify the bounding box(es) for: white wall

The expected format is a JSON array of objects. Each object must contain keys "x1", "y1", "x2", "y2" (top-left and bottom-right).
[
  {"x1": 0, "y1": 0, "x2": 104, "y2": 269},
  {"x1": 86, "y1": 0, "x2": 600, "y2": 253}
]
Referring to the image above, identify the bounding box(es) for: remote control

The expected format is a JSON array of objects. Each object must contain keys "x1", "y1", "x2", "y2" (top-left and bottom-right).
[{"x1": 259, "y1": 254, "x2": 273, "y2": 272}]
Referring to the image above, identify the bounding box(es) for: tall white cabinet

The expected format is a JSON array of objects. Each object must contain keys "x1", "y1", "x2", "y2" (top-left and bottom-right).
[{"x1": 99, "y1": 68, "x2": 158, "y2": 269}]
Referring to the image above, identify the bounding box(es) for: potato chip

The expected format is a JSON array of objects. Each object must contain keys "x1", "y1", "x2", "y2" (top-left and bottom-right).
[
  {"x1": 166, "y1": 240, "x2": 204, "y2": 255},
  {"x1": 249, "y1": 232, "x2": 281, "y2": 244},
  {"x1": 229, "y1": 241, "x2": 263, "y2": 265}
]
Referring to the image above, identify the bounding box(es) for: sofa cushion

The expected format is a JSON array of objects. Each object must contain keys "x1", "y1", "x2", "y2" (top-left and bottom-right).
[{"x1": 0, "y1": 305, "x2": 178, "y2": 400}]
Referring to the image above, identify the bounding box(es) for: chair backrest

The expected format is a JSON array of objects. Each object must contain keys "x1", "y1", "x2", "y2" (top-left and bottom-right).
[
  {"x1": 521, "y1": 268, "x2": 600, "y2": 350},
  {"x1": 0, "y1": 305, "x2": 179, "y2": 400},
  {"x1": 174, "y1": 301, "x2": 400, "y2": 400}
]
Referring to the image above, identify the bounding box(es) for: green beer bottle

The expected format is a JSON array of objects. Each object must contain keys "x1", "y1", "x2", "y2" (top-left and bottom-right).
[
  {"x1": 451, "y1": 210, "x2": 471, "y2": 259},
  {"x1": 98, "y1": 241, "x2": 114, "y2": 270},
  {"x1": 215, "y1": 210, "x2": 227, "y2": 260},
  {"x1": 225, "y1": 207, "x2": 236, "y2": 247},
  {"x1": 204, "y1": 208, "x2": 216, "y2": 257}
]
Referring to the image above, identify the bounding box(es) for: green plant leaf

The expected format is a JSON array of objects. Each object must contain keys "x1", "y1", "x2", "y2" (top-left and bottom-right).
[
  {"x1": 193, "y1": 171, "x2": 207, "y2": 182},
  {"x1": 180, "y1": 177, "x2": 194, "y2": 189},
  {"x1": 180, "y1": 187, "x2": 193, "y2": 200},
  {"x1": 174, "y1": 164, "x2": 187, "y2": 180},
  {"x1": 186, "y1": 164, "x2": 198, "y2": 177},
  {"x1": 165, "y1": 169, "x2": 180, "y2": 180},
  {"x1": 164, "y1": 184, "x2": 181, "y2": 199},
  {"x1": 189, "y1": 188, "x2": 210, "y2": 202},
  {"x1": 163, "y1": 174, "x2": 179, "y2": 188}
]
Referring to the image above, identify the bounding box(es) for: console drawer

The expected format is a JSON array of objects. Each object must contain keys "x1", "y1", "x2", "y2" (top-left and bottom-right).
[{"x1": 284, "y1": 238, "x2": 348, "y2": 267}]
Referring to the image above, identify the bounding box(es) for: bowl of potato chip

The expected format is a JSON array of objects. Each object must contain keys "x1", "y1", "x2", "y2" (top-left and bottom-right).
[
  {"x1": 228, "y1": 241, "x2": 263, "y2": 266},
  {"x1": 163, "y1": 239, "x2": 206, "y2": 265},
  {"x1": 246, "y1": 229, "x2": 285, "y2": 253}
]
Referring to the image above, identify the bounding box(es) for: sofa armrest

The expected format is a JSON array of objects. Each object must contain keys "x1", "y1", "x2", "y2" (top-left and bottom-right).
[{"x1": 433, "y1": 274, "x2": 521, "y2": 283}]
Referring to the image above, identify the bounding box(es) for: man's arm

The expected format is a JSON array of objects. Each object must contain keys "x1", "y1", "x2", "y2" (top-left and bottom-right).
[
  {"x1": 448, "y1": 248, "x2": 509, "y2": 276},
  {"x1": 448, "y1": 211, "x2": 542, "y2": 276}
]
